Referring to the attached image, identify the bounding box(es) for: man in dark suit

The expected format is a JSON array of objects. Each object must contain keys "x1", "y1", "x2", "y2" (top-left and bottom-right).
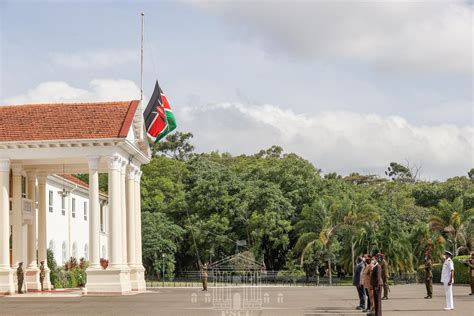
[
  {"x1": 371, "y1": 254, "x2": 383, "y2": 316},
  {"x1": 353, "y1": 256, "x2": 366, "y2": 310}
]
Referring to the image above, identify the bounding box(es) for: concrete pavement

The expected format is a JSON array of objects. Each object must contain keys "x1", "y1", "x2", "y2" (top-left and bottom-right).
[{"x1": 0, "y1": 284, "x2": 472, "y2": 315}]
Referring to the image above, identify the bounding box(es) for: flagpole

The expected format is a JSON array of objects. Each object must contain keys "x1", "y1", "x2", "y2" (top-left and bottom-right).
[{"x1": 140, "y1": 12, "x2": 144, "y2": 111}]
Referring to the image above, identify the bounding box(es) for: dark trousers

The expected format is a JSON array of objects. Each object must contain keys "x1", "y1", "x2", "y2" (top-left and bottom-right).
[
  {"x1": 425, "y1": 278, "x2": 432, "y2": 297},
  {"x1": 374, "y1": 287, "x2": 382, "y2": 316},
  {"x1": 356, "y1": 285, "x2": 366, "y2": 307},
  {"x1": 365, "y1": 288, "x2": 371, "y2": 310},
  {"x1": 470, "y1": 275, "x2": 474, "y2": 294},
  {"x1": 382, "y1": 278, "x2": 388, "y2": 298}
]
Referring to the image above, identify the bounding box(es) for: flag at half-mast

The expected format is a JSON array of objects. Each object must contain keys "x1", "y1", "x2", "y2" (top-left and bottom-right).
[{"x1": 143, "y1": 80, "x2": 177, "y2": 142}]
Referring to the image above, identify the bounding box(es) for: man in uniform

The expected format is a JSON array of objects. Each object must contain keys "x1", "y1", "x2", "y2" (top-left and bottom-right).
[
  {"x1": 424, "y1": 251, "x2": 433, "y2": 299},
  {"x1": 441, "y1": 250, "x2": 454, "y2": 311},
  {"x1": 39, "y1": 261, "x2": 46, "y2": 291},
  {"x1": 200, "y1": 261, "x2": 208, "y2": 291},
  {"x1": 17, "y1": 262, "x2": 24, "y2": 294},
  {"x1": 380, "y1": 253, "x2": 389, "y2": 300},
  {"x1": 371, "y1": 254, "x2": 383, "y2": 316},
  {"x1": 462, "y1": 251, "x2": 474, "y2": 295}
]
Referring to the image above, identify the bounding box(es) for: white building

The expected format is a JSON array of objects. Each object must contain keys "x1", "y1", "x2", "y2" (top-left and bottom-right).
[
  {"x1": 0, "y1": 100, "x2": 151, "y2": 294},
  {"x1": 45, "y1": 174, "x2": 109, "y2": 265}
]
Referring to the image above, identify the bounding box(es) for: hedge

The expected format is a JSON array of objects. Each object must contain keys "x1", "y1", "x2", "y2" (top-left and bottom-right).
[{"x1": 417, "y1": 256, "x2": 470, "y2": 284}]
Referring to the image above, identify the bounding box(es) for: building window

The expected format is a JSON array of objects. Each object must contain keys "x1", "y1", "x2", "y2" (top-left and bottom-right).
[
  {"x1": 21, "y1": 176, "x2": 27, "y2": 198},
  {"x1": 48, "y1": 191, "x2": 54, "y2": 213},
  {"x1": 84, "y1": 244, "x2": 89, "y2": 261},
  {"x1": 101, "y1": 245, "x2": 107, "y2": 259},
  {"x1": 71, "y1": 198, "x2": 76, "y2": 218},
  {"x1": 61, "y1": 196, "x2": 66, "y2": 216},
  {"x1": 84, "y1": 202, "x2": 88, "y2": 221},
  {"x1": 72, "y1": 242, "x2": 77, "y2": 259},
  {"x1": 62, "y1": 241, "x2": 68, "y2": 264}
]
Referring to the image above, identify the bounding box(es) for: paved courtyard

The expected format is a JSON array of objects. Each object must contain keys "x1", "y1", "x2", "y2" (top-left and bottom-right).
[{"x1": 0, "y1": 284, "x2": 472, "y2": 315}]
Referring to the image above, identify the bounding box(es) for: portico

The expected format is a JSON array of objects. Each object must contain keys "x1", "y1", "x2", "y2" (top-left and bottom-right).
[{"x1": 0, "y1": 101, "x2": 151, "y2": 294}]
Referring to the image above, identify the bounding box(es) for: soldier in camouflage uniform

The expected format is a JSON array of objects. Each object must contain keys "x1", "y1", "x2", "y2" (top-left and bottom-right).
[
  {"x1": 39, "y1": 261, "x2": 46, "y2": 291},
  {"x1": 462, "y1": 251, "x2": 474, "y2": 295},
  {"x1": 200, "y1": 262, "x2": 208, "y2": 291},
  {"x1": 424, "y1": 251, "x2": 433, "y2": 299},
  {"x1": 17, "y1": 262, "x2": 24, "y2": 294},
  {"x1": 380, "y1": 254, "x2": 389, "y2": 300}
]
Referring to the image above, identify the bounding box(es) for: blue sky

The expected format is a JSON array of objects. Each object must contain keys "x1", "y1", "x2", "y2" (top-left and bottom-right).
[{"x1": 1, "y1": 0, "x2": 472, "y2": 179}]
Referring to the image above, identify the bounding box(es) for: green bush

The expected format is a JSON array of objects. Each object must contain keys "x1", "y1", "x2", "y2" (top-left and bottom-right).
[
  {"x1": 418, "y1": 256, "x2": 470, "y2": 284},
  {"x1": 47, "y1": 252, "x2": 89, "y2": 289}
]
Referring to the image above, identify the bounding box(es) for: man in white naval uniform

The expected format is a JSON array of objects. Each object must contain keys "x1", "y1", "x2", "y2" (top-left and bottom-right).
[{"x1": 441, "y1": 250, "x2": 455, "y2": 311}]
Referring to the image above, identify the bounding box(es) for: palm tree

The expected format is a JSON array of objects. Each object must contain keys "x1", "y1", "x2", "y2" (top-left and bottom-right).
[
  {"x1": 342, "y1": 200, "x2": 381, "y2": 273},
  {"x1": 429, "y1": 197, "x2": 473, "y2": 256},
  {"x1": 295, "y1": 196, "x2": 345, "y2": 285}
]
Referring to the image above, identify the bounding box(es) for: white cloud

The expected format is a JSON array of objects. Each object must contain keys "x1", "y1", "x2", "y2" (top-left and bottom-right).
[
  {"x1": 178, "y1": 102, "x2": 474, "y2": 180},
  {"x1": 50, "y1": 50, "x2": 137, "y2": 69},
  {"x1": 187, "y1": 0, "x2": 473, "y2": 74},
  {"x1": 2, "y1": 79, "x2": 140, "y2": 104}
]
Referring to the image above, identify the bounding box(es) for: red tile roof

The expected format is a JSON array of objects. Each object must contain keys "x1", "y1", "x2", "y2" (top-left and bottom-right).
[
  {"x1": 0, "y1": 100, "x2": 140, "y2": 142},
  {"x1": 60, "y1": 174, "x2": 108, "y2": 196},
  {"x1": 60, "y1": 174, "x2": 90, "y2": 190}
]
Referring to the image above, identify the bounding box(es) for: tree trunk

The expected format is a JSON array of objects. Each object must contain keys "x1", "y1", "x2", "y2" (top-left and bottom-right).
[{"x1": 328, "y1": 258, "x2": 332, "y2": 286}]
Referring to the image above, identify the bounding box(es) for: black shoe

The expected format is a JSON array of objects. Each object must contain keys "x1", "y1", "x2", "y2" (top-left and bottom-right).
[
  {"x1": 469, "y1": 293, "x2": 473, "y2": 295},
  {"x1": 424, "y1": 296, "x2": 431, "y2": 299},
  {"x1": 356, "y1": 306, "x2": 363, "y2": 310}
]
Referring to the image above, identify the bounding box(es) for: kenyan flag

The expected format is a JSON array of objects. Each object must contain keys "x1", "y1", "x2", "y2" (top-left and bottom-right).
[{"x1": 143, "y1": 80, "x2": 177, "y2": 142}]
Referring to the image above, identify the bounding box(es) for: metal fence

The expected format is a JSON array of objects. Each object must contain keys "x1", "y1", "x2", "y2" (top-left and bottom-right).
[{"x1": 146, "y1": 270, "x2": 350, "y2": 287}]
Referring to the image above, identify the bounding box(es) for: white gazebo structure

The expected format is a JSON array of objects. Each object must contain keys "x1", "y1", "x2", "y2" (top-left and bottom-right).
[{"x1": 0, "y1": 100, "x2": 151, "y2": 294}]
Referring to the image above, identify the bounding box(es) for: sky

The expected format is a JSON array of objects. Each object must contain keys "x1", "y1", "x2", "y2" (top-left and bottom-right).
[{"x1": 0, "y1": 0, "x2": 472, "y2": 180}]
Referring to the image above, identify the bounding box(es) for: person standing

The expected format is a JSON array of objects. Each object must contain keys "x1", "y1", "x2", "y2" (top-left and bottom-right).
[
  {"x1": 462, "y1": 251, "x2": 474, "y2": 295},
  {"x1": 362, "y1": 256, "x2": 373, "y2": 313},
  {"x1": 200, "y1": 262, "x2": 209, "y2": 291},
  {"x1": 371, "y1": 254, "x2": 383, "y2": 316},
  {"x1": 17, "y1": 262, "x2": 24, "y2": 294},
  {"x1": 39, "y1": 261, "x2": 46, "y2": 291},
  {"x1": 353, "y1": 256, "x2": 366, "y2": 310},
  {"x1": 424, "y1": 251, "x2": 433, "y2": 299},
  {"x1": 380, "y1": 253, "x2": 389, "y2": 300},
  {"x1": 441, "y1": 250, "x2": 455, "y2": 311}
]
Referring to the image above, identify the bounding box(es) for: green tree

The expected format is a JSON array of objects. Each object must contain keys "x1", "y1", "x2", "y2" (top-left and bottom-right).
[{"x1": 429, "y1": 197, "x2": 473, "y2": 256}]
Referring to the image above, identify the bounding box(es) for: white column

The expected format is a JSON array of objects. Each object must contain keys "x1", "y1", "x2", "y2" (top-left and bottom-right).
[
  {"x1": 37, "y1": 174, "x2": 51, "y2": 290},
  {"x1": 134, "y1": 171, "x2": 142, "y2": 266},
  {"x1": 108, "y1": 154, "x2": 123, "y2": 268},
  {"x1": 133, "y1": 169, "x2": 146, "y2": 291},
  {"x1": 126, "y1": 165, "x2": 137, "y2": 268},
  {"x1": 87, "y1": 157, "x2": 101, "y2": 270},
  {"x1": 0, "y1": 159, "x2": 14, "y2": 294},
  {"x1": 85, "y1": 154, "x2": 131, "y2": 294},
  {"x1": 11, "y1": 166, "x2": 23, "y2": 272},
  {"x1": 120, "y1": 160, "x2": 128, "y2": 266},
  {"x1": 25, "y1": 171, "x2": 41, "y2": 290},
  {"x1": 26, "y1": 172, "x2": 37, "y2": 269}
]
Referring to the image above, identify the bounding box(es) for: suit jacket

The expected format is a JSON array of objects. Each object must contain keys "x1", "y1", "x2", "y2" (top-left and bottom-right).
[
  {"x1": 370, "y1": 263, "x2": 382, "y2": 289},
  {"x1": 353, "y1": 261, "x2": 365, "y2": 286}
]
